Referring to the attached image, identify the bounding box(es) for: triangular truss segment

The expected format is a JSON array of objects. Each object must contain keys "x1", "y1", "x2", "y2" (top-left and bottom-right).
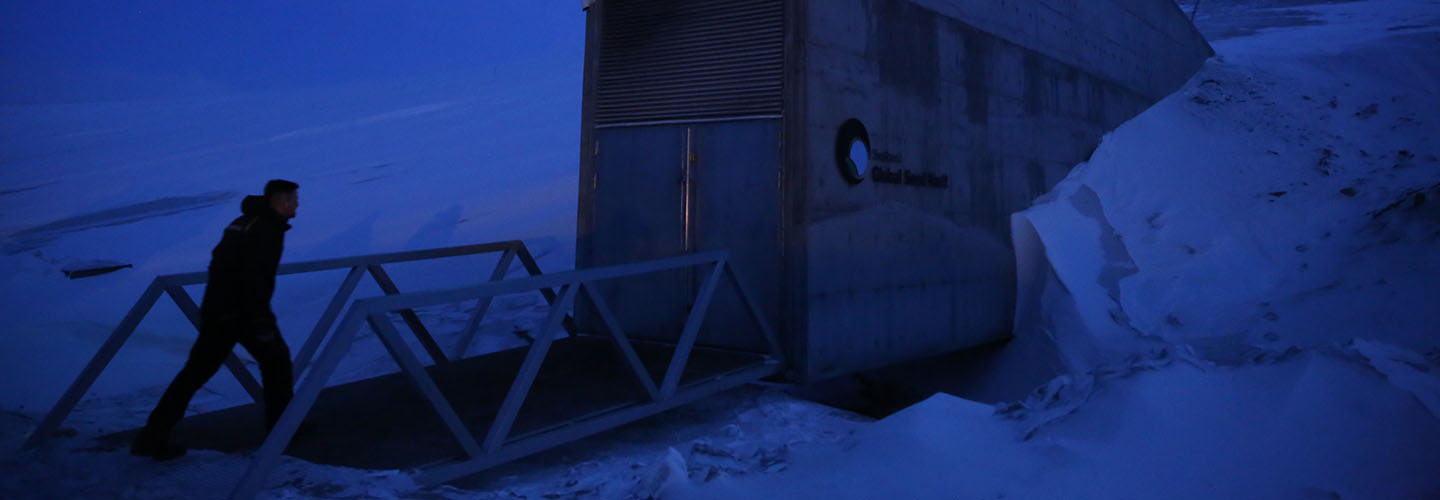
[{"x1": 22, "y1": 242, "x2": 781, "y2": 500}]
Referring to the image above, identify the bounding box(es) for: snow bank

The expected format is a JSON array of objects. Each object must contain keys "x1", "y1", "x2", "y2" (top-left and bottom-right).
[
  {"x1": 693, "y1": 348, "x2": 1440, "y2": 499},
  {"x1": 1013, "y1": 0, "x2": 1440, "y2": 372}
]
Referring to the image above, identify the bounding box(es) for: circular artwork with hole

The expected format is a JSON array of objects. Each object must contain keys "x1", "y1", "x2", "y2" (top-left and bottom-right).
[{"x1": 835, "y1": 118, "x2": 871, "y2": 185}]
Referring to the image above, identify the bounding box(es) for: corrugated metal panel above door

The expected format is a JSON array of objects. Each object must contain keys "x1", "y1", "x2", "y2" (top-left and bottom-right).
[{"x1": 595, "y1": 0, "x2": 785, "y2": 125}]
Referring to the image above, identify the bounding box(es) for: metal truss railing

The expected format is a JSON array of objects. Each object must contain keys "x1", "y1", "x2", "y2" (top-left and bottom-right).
[
  {"x1": 22, "y1": 240, "x2": 555, "y2": 451},
  {"x1": 228, "y1": 250, "x2": 782, "y2": 500},
  {"x1": 20, "y1": 240, "x2": 782, "y2": 500}
]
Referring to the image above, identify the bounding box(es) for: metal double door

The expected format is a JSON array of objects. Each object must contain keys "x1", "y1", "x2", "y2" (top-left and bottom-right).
[{"x1": 587, "y1": 119, "x2": 780, "y2": 352}]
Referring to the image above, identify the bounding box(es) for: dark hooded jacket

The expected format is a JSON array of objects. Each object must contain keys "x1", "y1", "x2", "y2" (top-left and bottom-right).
[{"x1": 200, "y1": 195, "x2": 290, "y2": 329}]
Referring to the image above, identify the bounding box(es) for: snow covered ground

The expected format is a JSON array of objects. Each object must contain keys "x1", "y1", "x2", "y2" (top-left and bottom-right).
[
  {"x1": 0, "y1": 67, "x2": 584, "y2": 414},
  {"x1": 4, "y1": 0, "x2": 1440, "y2": 499}
]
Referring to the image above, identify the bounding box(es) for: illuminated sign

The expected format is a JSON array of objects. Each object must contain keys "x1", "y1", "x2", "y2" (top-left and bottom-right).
[
  {"x1": 835, "y1": 119, "x2": 871, "y2": 184},
  {"x1": 871, "y1": 167, "x2": 949, "y2": 188},
  {"x1": 835, "y1": 118, "x2": 948, "y2": 189}
]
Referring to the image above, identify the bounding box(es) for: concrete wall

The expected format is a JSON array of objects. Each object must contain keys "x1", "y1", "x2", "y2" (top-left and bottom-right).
[
  {"x1": 911, "y1": 0, "x2": 1213, "y2": 101},
  {"x1": 798, "y1": 0, "x2": 1211, "y2": 380}
]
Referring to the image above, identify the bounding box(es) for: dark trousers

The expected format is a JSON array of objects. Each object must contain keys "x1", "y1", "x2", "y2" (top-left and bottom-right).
[{"x1": 143, "y1": 316, "x2": 293, "y2": 438}]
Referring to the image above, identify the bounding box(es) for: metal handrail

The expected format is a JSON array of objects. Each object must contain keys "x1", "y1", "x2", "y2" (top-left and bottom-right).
[
  {"x1": 229, "y1": 250, "x2": 784, "y2": 499},
  {"x1": 160, "y1": 241, "x2": 536, "y2": 285},
  {"x1": 22, "y1": 240, "x2": 556, "y2": 451}
]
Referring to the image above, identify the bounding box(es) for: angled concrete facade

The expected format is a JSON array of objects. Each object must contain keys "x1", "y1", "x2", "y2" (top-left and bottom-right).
[
  {"x1": 575, "y1": 0, "x2": 1211, "y2": 383},
  {"x1": 795, "y1": 0, "x2": 1212, "y2": 379}
]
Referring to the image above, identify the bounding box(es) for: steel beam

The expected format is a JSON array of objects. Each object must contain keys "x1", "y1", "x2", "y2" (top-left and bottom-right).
[
  {"x1": 722, "y1": 263, "x2": 783, "y2": 361},
  {"x1": 166, "y1": 241, "x2": 524, "y2": 286},
  {"x1": 580, "y1": 282, "x2": 660, "y2": 401},
  {"x1": 482, "y1": 284, "x2": 579, "y2": 452},
  {"x1": 515, "y1": 244, "x2": 577, "y2": 335},
  {"x1": 368, "y1": 313, "x2": 484, "y2": 459},
  {"x1": 357, "y1": 251, "x2": 728, "y2": 314},
  {"x1": 659, "y1": 260, "x2": 725, "y2": 398},
  {"x1": 514, "y1": 244, "x2": 555, "y2": 301},
  {"x1": 366, "y1": 265, "x2": 450, "y2": 366},
  {"x1": 22, "y1": 280, "x2": 166, "y2": 449},
  {"x1": 453, "y1": 248, "x2": 517, "y2": 358},
  {"x1": 292, "y1": 265, "x2": 366, "y2": 378},
  {"x1": 413, "y1": 361, "x2": 780, "y2": 485},
  {"x1": 229, "y1": 309, "x2": 366, "y2": 500}
]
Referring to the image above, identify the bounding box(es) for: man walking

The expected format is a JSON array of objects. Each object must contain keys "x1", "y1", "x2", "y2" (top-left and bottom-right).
[{"x1": 132, "y1": 180, "x2": 300, "y2": 459}]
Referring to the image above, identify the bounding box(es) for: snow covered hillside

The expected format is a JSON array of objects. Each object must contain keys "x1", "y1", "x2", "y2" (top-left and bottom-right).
[
  {"x1": 4, "y1": 0, "x2": 1440, "y2": 499},
  {"x1": 0, "y1": 65, "x2": 584, "y2": 416},
  {"x1": 1021, "y1": 0, "x2": 1440, "y2": 370}
]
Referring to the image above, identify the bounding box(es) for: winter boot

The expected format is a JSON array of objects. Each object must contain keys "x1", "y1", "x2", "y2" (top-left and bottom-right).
[{"x1": 130, "y1": 429, "x2": 186, "y2": 460}]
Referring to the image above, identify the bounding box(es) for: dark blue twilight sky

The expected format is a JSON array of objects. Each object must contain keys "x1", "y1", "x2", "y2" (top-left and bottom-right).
[{"x1": 1, "y1": 1, "x2": 584, "y2": 105}]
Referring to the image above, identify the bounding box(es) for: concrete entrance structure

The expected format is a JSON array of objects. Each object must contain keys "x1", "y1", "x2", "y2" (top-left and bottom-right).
[{"x1": 575, "y1": 0, "x2": 1212, "y2": 382}]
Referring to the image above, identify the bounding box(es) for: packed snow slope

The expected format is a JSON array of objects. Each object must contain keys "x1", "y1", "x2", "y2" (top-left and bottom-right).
[{"x1": 1019, "y1": 0, "x2": 1440, "y2": 371}]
